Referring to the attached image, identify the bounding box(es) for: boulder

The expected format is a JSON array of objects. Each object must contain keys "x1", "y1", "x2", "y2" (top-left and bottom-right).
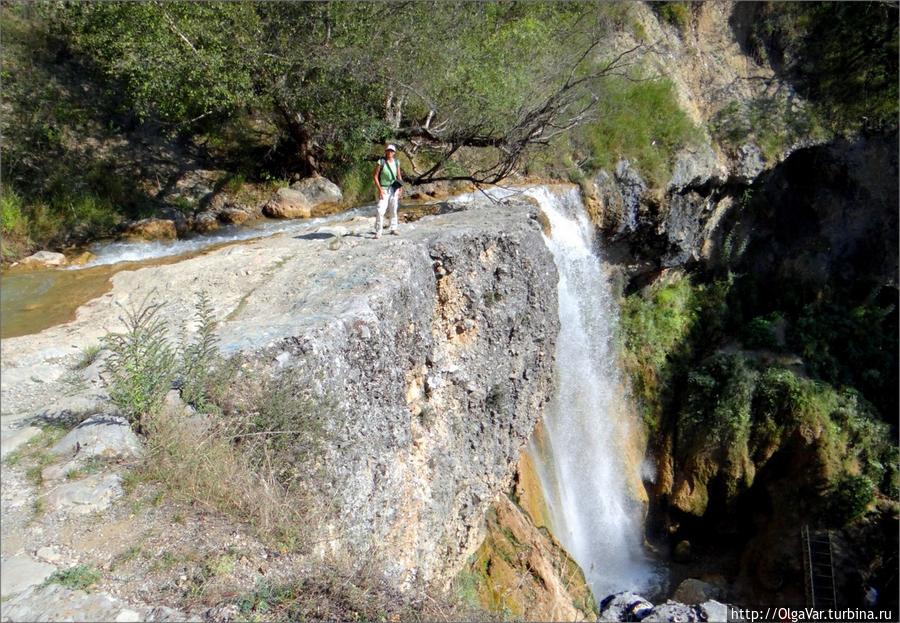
[
  {"x1": 218, "y1": 206, "x2": 251, "y2": 225},
  {"x1": 50, "y1": 415, "x2": 142, "y2": 460},
  {"x1": 262, "y1": 188, "x2": 312, "y2": 219},
  {"x1": 0, "y1": 582, "x2": 162, "y2": 622},
  {"x1": 193, "y1": 211, "x2": 219, "y2": 233},
  {"x1": 673, "y1": 578, "x2": 723, "y2": 604},
  {"x1": 121, "y1": 218, "x2": 177, "y2": 242},
  {"x1": 699, "y1": 600, "x2": 729, "y2": 622},
  {"x1": 290, "y1": 176, "x2": 343, "y2": 206},
  {"x1": 642, "y1": 601, "x2": 701, "y2": 622},
  {"x1": 263, "y1": 177, "x2": 343, "y2": 219},
  {"x1": 599, "y1": 592, "x2": 655, "y2": 622},
  {"x1": 18, "y1": 251, "x2": 67, "y2": 267}
]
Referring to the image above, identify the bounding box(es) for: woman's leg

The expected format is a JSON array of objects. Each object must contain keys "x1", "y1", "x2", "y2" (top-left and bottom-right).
[
  {"x1": 375, "y1": 194, "x2": 388, "y2": 238},
  {"x1": 388, "y1": 190, "x2": 399, "y2": 232}
]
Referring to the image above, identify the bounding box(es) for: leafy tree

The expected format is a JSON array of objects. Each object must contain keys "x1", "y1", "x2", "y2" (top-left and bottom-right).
[{"x1": 46, "y1": 1, "x2": 643, "y2": 182}]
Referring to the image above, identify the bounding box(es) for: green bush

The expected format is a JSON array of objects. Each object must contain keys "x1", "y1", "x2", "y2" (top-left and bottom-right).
[
  {"x1": 742, "y1": 313, "x2": 782, "y2": 350},
  {"x1": 827, "y1": 473, "x2": 875, "y2": 526},
  {"x1": 587, "y1": 77, "x2": 699, "y2": 187},
  {"x1": 679, "y1": 352, "x2": 757, "y2": 449},
  {"x1": 1, "y1": 190, "x2": 26, "y2": 236},
  {"x1": 652, "y1": 2, "x2": 691, "y2": 33}
]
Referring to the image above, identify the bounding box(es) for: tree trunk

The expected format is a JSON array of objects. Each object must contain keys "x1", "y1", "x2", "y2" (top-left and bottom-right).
[{"x1": 275, "y1": 101, "x2": 319, "y2": 177}]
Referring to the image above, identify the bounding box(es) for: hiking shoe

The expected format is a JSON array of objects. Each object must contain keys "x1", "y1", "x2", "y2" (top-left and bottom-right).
[
  {"x1": 374, "y1": 232, "x2": 382, "y2": 239},
  {"x1": 389, "y1": 229, "x2": 399, "y2": 236}
]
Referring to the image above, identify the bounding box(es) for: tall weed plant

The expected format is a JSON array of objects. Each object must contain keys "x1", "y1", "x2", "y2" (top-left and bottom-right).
[{"x1": 103, "y1": 293, "x2": 177, "y2": 430}]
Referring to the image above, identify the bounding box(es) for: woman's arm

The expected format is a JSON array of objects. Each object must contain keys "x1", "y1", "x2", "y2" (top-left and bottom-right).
[{"x1": 373, "y1": 162, "x2": 385, "y2": 198}]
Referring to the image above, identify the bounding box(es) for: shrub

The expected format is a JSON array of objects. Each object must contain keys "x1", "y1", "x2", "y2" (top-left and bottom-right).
[
  {"x1": 827, "y1": 473, "x2": 875, "y2": 526},
  {"x1": 587, "y1": 77, "x2": 699, "y2": 187},
  {"x1": 46, "y1": 565, "x2": 102, "y2": 591},
  {"x1": 1, "y1": 190, "x2": 27, "y2": 236},
  {"x1": 102, "y1": 294, "x2": 177, "y2": 430},
  {"x1": 652, "y1": 2, "x2": 691, "y2": 33},
  {"x1": 742, "y1": 313, "x2": 781, "y2": 350},
  {"x1": 678, "y1": 352, "x2": 757, "y2": 450}
]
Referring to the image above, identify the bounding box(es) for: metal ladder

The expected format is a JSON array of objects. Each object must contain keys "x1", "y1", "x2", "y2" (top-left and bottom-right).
[{"x1": 802, "y1": 525, "x2": 837, "y2": 609}]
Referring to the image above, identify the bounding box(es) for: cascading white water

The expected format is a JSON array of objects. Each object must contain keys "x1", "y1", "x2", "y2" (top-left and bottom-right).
[{"x1": 525, "y1": 186, "x2": 658, "y2": 600}]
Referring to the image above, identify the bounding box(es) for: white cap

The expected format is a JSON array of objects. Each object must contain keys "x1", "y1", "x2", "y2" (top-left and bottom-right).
[{"x1": 385, "y1": 144, "x2": 397, "y2": 152}]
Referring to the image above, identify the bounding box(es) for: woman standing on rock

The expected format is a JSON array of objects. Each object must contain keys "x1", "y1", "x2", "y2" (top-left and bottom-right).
[{"x1": 373, "y1": 144, "x2": 403, "y2": 239}]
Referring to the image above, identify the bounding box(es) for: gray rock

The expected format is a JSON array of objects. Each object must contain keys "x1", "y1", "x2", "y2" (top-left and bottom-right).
[
  {"x1": 34, "y1": 547, "x2": 64, "y2": 565},
  {"x1": 18, "y1": 251, "x2": 67, "y2": 267},
  {"x1": 43, "y1": 472, "x2": 123, "y2": 514},
  {"x1": 733, "y1": 143, "x2": 765, "y2": 183},
  {"x1": 599, "y1": 591, "x2": 655, "y2": 621},
  {"x1": 669, "y1": 144, "x2": 726, "y2": 191},
  {"x1": 290, "y1": 176, "x2": 343, "y2": 206},
  {"x1": 673, "y1": 578, "x2": 723, "y2": 604},
  {"x1": 50, "y1": 415, "x2": 142, "y2": 460},
  {"x1": 643, "y1": 601, "x2": 701, "y2": 622},
  {"x1": 0, "y1": 426, "x2": 41, "y2": 459},
  {"x1": 193, "y1": 211, "x2": 220, "y2": 233},
  {"x1": 0, "y1": 556, "x2": 56, "y2": 598},
  {"x1": 699, "y1": 600, "x2": 729, "y2": 622},
  {"x1": 1, "y1": 583, "x2": 146, "y2": 622}
]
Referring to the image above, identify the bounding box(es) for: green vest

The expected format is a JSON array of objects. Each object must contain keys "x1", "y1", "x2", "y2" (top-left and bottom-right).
[{"x1": 378, "y1": 158, "x2": 399, "y2": 188}]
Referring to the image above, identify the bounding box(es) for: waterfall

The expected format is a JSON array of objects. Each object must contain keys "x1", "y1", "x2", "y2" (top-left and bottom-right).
[{"x1": 525, "y1": 186, "x2": 658, "y2": 599}]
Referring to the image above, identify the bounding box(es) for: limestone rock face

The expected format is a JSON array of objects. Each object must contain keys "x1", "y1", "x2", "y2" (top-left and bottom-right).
[
  {"x1": 1, "y1": 194, "x2": 559, "y2": 592},
  {"x1": 466, "y1": 495, "x2": 596, "y2": 621},
  {"x1": 253, "y1": 201, "x2": 560, "y2": 586},
  {"x1": 121, "y1": 218, "x2": 177, "y2": 241}
]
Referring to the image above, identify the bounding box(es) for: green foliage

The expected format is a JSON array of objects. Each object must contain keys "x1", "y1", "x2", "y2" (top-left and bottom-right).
[
  {"x1": 679, "y1": 353, "x2": 757, "y2": 450},
  {"x1": 652, "y1": 2, "x2": 691, "y2": 33},
  {"x1": 788, "y1": 298, "x2": 898, "y2": 421},
  {"x1": 826, "y1": 473, "x2": 875, "y2": 526},
  {"x1": 741, "y1": 313, "x2": 782, "y2": 350},
  {"x1": 710, "y1": 96, "x2": 827, "y2": 161},
  {"x1": 46, "y1": 565, "x2": 102, "y2": 591},
  {"x1": 1, "y1": 191, "x2": 27, "y2": 237},
  {"x1": 179, "y1": 292, "x2": 220, "y2": 410},
  {"x1": 102, "y1": 295, "x2": 177, "y2": 429},
  {"x1": 746, "y1": 2, "x2": 898, "y2": 133},
  {"x1": 73, "y1": 344, "x2": 102, "y2": 371},
  {"x1": 587, "y1": 77, "x2": 700, "y2": 187},
  {"x1": 620, "y1": 273, "x2": 730, "y2": 431}
]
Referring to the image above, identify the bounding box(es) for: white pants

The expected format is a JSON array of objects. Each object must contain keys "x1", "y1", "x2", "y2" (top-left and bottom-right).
[{"x1": 375, "y1": 188, "x2": 399, "y2": 233}]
